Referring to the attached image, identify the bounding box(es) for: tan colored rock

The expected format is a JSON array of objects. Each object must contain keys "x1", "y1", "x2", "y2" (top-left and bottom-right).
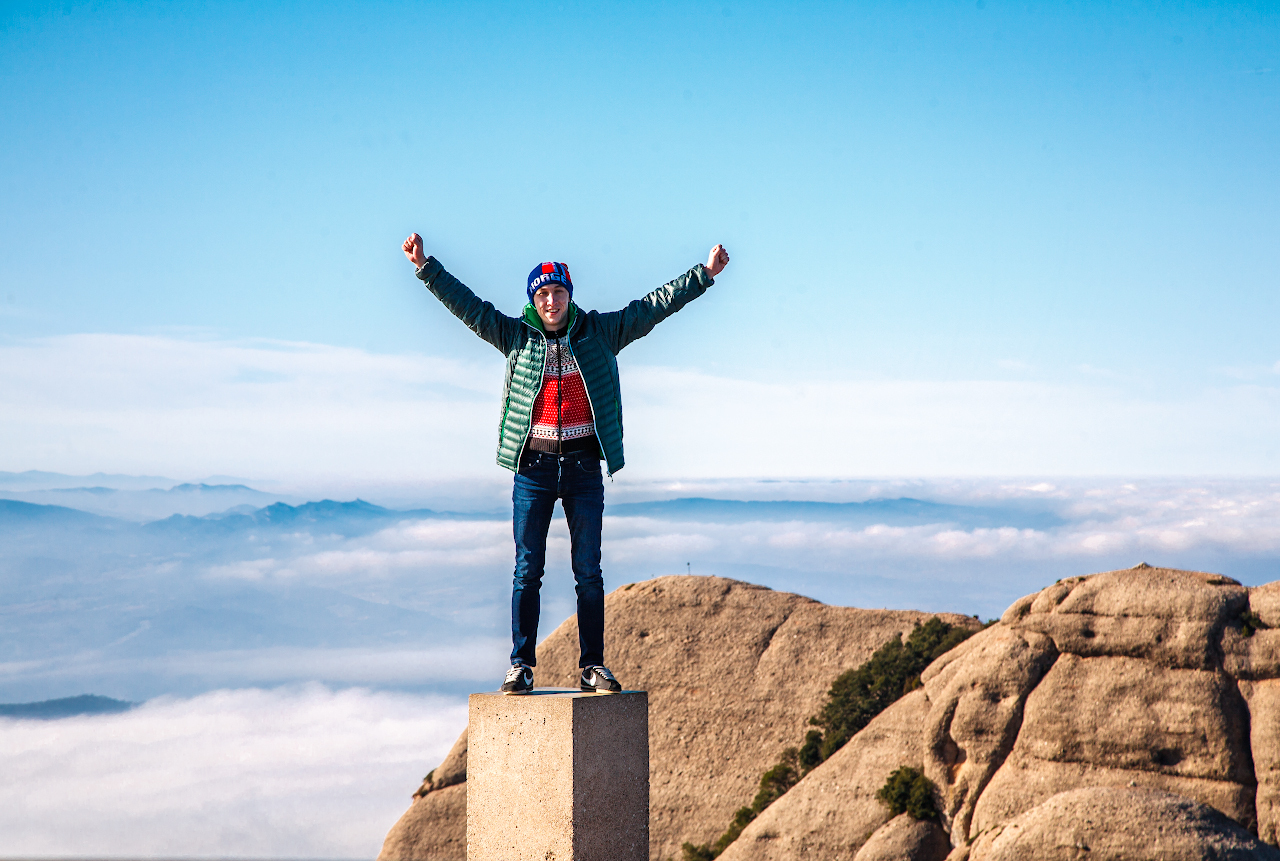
[
  {"x1": 1250, "y1": 581, "x2": 1280, "y2": 629},
  {"x1": 717, "y1": 689, "x2": 930, "y2": 861},
  {"x1": 739, "y1": 565, "x2": 1271, "y2": 860},
  {"x1": 853, "y1": 812, "x2": 949, "y2": 861},
  {"x1": 920, "y1": 624, "x2": 1058, "y2": 843},
  {"x1": 416, "y1": 729, "x2": 467, "y2": 797},
  {"x1": 969, "y1": 787, "x2": 1280, "y2": 861},
  {"x1": 379, "y1": 575, "x2": 977, "y2": 861},
  {"x1": 377, "y1": 783, "x2": 465, "y2": 861},
  {"x1": 973, "y1": 752, "x2": 1256, "y2": 834},
  {"x1": 1014, "y1": 565, "x2": 1248, "y2": 670},
  {"x1": 1222, "y1": 628, "x2": 1280, "y2": 679},
  {"x1": 1240, "y1": 679, "x2": 1280, "y2": 844},
  {"x1": 1018, "y1": 612, "x2": 1222, "y2": 668},
  {"x1": 1016, "y1": 654, "x2": 1252, "y2": 783},
  {"x1": 1218, "y1": 581, "x2": 1280, "y2": 679},
  {"x1": 1050, "y1": 565, "x2": 1245, "y2": 619},
  {"x1": 971, "y1": 650, "x2": 1257, "y2": 831}
]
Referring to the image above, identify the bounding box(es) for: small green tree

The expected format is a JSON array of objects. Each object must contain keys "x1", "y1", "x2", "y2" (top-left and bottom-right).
[
  {"x1": 810, "y1": 617, "x2": 973, "y2": 762},
  {"x1": 683, "y1": 748, "x2": 802, "y2": 859},
  {"x1": 1240, "y1": 609, "x2": 1269, "y2": 638},
  {"x1": 684, "y1": 617, "x2": 978, "y2": 857},
  {"x1": 680, "y1": 841, "x2": 716, "y2": 861},
  {"x1": 876, "y1": 766, "x2": 939, "y2": 821},
  {"x1": 797, "y1": 729, "x2": 824, "y2": 774}
]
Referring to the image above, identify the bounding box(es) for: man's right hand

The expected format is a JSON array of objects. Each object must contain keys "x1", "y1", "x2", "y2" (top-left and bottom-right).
[{"x1": 402, "y1": 233, "x2": 427, "y2": 268}]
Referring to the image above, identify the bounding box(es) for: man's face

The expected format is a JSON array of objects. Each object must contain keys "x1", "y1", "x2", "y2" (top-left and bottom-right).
[{"x1": 533, "y1": 284, "x2": 570, "y2": 330}]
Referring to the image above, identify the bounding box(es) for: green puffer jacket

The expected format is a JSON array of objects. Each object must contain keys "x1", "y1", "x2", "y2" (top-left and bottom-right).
[{"x1": 416, "y1": 257, "x2": 714, "y2": 475}]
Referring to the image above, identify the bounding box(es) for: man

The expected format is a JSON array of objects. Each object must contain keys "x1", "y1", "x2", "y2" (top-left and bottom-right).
[{"x1": 401, "y1": 233, "x2": 730, "y2": 694}]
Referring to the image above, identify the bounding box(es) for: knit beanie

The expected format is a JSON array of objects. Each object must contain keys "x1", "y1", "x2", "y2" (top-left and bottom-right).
[{"x1": 527, "y1": 262, "x2": 573, "y2": 303}]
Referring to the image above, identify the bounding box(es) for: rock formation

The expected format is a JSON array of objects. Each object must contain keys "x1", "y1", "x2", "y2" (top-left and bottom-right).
[
  {"x1": 377, "y1": 575, "x2": 978, "y2": 861},
  {"x1": 379, "y1": 564, "x2": 1280, "y2": 860},
  {"x1": 967, "y1": 787, "x2": 1268, "y2": 860},
  {"x1": 718, "y1": 565, "x2": 1280, "y2": 860}
]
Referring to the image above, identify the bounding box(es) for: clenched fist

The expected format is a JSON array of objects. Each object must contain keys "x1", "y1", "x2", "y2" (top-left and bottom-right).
[
  {"x1": 706, "y1": 244, "x2": 730, "y2": 277},
  {"x1": 402, "y1": 233, "x2": 427, "y2": 268}
]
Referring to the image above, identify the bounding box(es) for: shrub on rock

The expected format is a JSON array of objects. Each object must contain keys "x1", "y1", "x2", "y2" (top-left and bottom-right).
[{"x1": 875, "y1": 766, "x2": 939, "y2": 821}]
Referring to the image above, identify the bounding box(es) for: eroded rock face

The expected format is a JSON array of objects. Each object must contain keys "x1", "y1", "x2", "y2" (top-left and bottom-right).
[
  {"x1": 853, "y1": 812, "x2": 950, "y2": 861},
  {"x1": 736, "y1": 564, "x2": 1280, "y2": 860},
  {"x1": 920, "y1": 625, "x2": 1057, "y2": 840},
  {"x1": 971, "y1": 653, "x2": 1256, "y2": 831},
  {"x1": 717, "y1": 689, "x2": 930, "y2": 861},
  {"x1": 376, "y1": 783, "x2": 465, "y2": 861},
  {"x1": 376, "y1": 575, "x2": 977, "y2": 861},
  {"x1": 379, "y1": 564, "x2": 1280, "y2": 860},
  {"x1": 969, "y1": 787, "x2": 1280, "y2": 861}
]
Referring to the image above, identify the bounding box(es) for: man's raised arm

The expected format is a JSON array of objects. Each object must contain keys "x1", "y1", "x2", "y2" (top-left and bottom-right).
[
  {"x1": 402, "y1": 232, "x2": 521, "y2": 352},
  {"x1": 600, "y1": 244, "x2": 730, "y2": 353}
]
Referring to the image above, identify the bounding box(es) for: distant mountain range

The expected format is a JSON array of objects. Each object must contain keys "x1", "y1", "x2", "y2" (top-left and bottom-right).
[
  {"x1": 0, "y1": 694, "x2": 135, "y2": 719},
  {"x1": 0, "y1": 480, "x2": 295, "y2": 521},
  {"x1": 0, "y1": 496, "x2": 461, "y2": 540},
  {"x1": 0, "y1": 470, "x2": 185, "y2": 490},
  {"x1": 607, "y1": 496, "x2": 1065, "y2": 530}
]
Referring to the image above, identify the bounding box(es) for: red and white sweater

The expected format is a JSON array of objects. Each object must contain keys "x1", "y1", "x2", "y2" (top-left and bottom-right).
[{"x1": 528, "y1": 337, "x2": 597, "y2": 451}]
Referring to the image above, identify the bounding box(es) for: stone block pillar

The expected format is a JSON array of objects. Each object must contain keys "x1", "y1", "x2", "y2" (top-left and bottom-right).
[{"x1": 467, "y1": 689, "x2": 649, "y2": 861}]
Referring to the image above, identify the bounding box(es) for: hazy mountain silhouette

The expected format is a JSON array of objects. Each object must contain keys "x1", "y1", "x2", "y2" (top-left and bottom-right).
[
  {"x1": 606, "y1": 497, "x2": 1065, "y2": 530},
  {"x1": 0, "y1": 694, "x2": 135, "y2": 719}
]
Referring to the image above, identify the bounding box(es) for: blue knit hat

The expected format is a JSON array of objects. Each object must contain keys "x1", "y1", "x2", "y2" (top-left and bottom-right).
[{"x1": 527, "y1": 262, "x2": 573, "y2": 303}]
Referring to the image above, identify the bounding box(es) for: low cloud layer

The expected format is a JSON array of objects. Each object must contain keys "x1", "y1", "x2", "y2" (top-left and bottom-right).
[
  {"x1": 0, "y1": 685, "x2": 465, "y2": 858},
  {"x1": 193, "y1": 477, "x2": 1280, "y2": 620}
]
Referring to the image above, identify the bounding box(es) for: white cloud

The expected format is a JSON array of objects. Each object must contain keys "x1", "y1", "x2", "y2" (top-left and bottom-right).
[
  {"x1": 0, "y1": 334, "x2": 503, "y2": 481},
  {"x1": 5, "y1": 334, "x2": 1280, "y2": 480},
  {"x1": 199, "y1": 479, "x2": 1280, "y2": 595},
  {"x1": 619, "y1": 367, "x2": 1280, "y2": 476},
  {"x1": 0, "y1": 685, "x2": 466, "y2": 858},
  {"x1": 0, "y1": 644, "x2": 512, "y2": 696},
  {"x1": 594, "y1": 480, "x2": 1280, "y2": 569}
]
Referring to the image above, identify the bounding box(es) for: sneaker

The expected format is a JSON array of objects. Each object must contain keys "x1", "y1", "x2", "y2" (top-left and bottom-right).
[
  {"x1": 580, "y1": 665, "x2": 622, "y2": 693},
  {"x1": 502, "y1": 663, "x2": 533, "y2": 695}
]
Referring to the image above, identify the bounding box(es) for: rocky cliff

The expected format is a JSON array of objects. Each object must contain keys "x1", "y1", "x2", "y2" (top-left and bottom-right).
[
  {"x1": 377, "y1": 575, "x2": 978, "y2": 861},
  {"x1": 719, "y1": 564, "x2": 1280, "y2": 860},
  {"x1": 379, "y1": 565, "x2": 1280, "y2": 860}
]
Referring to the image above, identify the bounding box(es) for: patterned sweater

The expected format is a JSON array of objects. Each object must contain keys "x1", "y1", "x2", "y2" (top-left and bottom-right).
[{"x1": 527, "y1": 334, "x2": 598, "y2": 454}]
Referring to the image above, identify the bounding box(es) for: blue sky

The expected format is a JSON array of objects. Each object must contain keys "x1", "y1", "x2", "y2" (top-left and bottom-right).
[{"x1": 2, "y1": 1, "x2": 1278, "y2": 478}]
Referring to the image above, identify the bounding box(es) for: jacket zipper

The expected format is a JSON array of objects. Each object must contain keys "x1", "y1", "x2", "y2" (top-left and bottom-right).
[
  {"x1": 565, "y1": 335, "x2": 609, "y2": 477},
  {"x1": 515, "y1": 321, "x2": 549, "y2": 463},
  {"x1": 555, "y1": 334, "x2": 563, "y2": 456}
]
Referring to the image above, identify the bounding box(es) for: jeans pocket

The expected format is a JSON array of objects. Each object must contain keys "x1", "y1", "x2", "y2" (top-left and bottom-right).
[{"x1": 575, "y1": 457, "x2": 602, "y2": 474}]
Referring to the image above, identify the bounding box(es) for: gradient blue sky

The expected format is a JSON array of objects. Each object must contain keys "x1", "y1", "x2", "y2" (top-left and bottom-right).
[{"x1": 2, "y1": 1, "x2": 1278, "y2": 478}]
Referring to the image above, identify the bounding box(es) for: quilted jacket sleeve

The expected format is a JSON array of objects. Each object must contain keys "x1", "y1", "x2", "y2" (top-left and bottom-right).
[
  {"x1": 416, "y1": 257, "x2": 522, "y2": 352},
  {"x1": 597, "y1": 264, "x2": 715, "y2": 353}
]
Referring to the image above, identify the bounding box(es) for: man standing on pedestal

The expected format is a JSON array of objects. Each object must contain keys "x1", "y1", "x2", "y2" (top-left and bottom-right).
[{"x1": 402, "y1": 234, "x2": 730, "y2": 694}]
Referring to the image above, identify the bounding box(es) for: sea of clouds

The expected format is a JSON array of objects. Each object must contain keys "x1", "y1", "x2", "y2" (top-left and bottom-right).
[{"x1": 0, "y1": 685, "x2": 465, "y2": 858}]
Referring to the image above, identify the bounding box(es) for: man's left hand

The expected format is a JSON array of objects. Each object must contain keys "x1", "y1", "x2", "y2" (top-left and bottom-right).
[{"x1": 706, "y1": 244, "x2": 730, "y2": 277}]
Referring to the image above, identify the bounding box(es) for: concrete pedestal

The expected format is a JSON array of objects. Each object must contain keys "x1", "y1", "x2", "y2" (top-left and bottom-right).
[{"x1": 467, "y1": 689, "x2": 649, "y2": 861}]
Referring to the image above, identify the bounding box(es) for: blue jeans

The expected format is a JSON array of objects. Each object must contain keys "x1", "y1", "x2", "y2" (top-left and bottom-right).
[{"x1": 511, "y1": 450, "x2": 605, "y2": 669}]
